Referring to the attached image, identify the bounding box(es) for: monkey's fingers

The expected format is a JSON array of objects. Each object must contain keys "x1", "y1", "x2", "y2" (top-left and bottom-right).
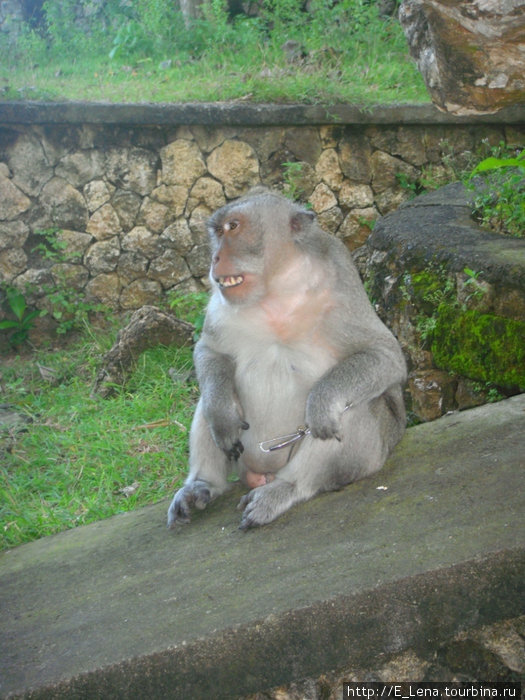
[
  {"x1": 238, "y1": 511, "x2": 259, "y2": 530},
  {"x1": 194, "y1": 486, "x2": 211, "y2": 510},
  {"x1": 238, "y1": 506, "x2": 266, "y2": 531},
  {"x1": 238, "y1": 481, "x2": 297, "y2": 529},
  {"x1": 225, "y1": 439, "x2": 245, "y2": 461},
  {"x1": 308, "y1": 420, "x2": 342, "y2": 441},
  {"x1": 167, "y1": 502, "x2": 191, "y2": 528},
  {"x1": 167, "y1": 488, "x2": 193, "y2": 527},
  {"x1": 237, "y1": 491, "x2": 264, "y2": 530},
  {"x1": 237, "y1": 492, "x2": 251, "y2": 512}
]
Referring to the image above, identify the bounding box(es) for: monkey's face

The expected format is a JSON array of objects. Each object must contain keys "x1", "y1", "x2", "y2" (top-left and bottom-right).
[
  {"x1": 208, "y1": 207, "x2": 269, "y2": 305},
  {"x1": 206, "y1": 192, "x2": 317, "y2": 306}
]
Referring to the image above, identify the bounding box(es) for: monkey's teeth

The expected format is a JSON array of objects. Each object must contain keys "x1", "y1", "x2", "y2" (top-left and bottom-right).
[{"x1": 218, "y1": 275, "x2": 244, "y2": 288}]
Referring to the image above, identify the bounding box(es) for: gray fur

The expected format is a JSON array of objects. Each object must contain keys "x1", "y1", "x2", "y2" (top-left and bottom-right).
[{"x1": 167, "y1": 189, "x2": 406, "y2": 529}]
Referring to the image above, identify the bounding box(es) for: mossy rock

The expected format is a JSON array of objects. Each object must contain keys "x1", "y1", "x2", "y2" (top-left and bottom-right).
[
  {"x1": 432, "y1": 305, "x2": 525, "y2": 390},
  {"x1": 409, "y1": 267, "x2": 453, "y2": 313}
]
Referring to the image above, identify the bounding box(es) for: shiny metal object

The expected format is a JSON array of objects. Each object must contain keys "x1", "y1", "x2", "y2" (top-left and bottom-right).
[
  {"x1": 258, "y1": 425, "x2": 310, "y2": 453},
  {"x1": 258, "y1": 403, "x2": 352, "y2": 453}
]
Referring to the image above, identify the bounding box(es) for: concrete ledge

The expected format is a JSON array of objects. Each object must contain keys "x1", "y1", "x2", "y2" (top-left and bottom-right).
[
  {"x1": 370, "y1": 182, "x2": 525, "y2": 290},
  {"x1": 0, "y1": 101, "x2": 524, "y2": 126},
  {"x1": 1, "y1": 395, "x2": 524, "y2": 699}
]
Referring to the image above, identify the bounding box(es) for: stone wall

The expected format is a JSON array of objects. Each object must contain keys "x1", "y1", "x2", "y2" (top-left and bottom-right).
[
  {"x1": 1, "y1": 104, "x2": 523, "y2": 324},
  {"x1": 244, "y1": 616, "x2": 525, "y2": 699}
]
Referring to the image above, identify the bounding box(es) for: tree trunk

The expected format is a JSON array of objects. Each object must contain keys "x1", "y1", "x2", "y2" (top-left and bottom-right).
[{"x1": 178, "y1": 0, "x2": 204, "y2": 28}]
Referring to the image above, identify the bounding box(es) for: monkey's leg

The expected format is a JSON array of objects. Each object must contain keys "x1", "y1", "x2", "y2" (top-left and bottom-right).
[
  {"x1": 237, "y1": 436, "x2": 344, "y2": 529},
  {"x1": 238, "y1": 403, "x2": 389, "y2": 529},
  {"x1": 167, "y1": 401, "x2": 231, "y2": 527}
]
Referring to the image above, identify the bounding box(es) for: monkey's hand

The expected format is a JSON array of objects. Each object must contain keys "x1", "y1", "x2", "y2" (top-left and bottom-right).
[
  {"x1": 167, "y1": 480, "x2": 213, "y2": 527},
  {"x1": 305, "y1": 385, "x2": 347, "y2": 441},
  {"x1": 205, "y1": 402, "x2": 249, "y2": 461}
]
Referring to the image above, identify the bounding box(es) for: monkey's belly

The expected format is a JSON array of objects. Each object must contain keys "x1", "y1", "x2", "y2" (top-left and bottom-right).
[
  {"x1": 233, "y1": 337, "x2": 336, "y2": 477},
  {"x1": 234, "y1": 377, "x2": 307, "y2": 475},
  {"x1": 235, "y1": 378, "x2": 312, "y2": 476},
  {"x1": 239, "y1": 431, "x2": 293, "y2": 474}
]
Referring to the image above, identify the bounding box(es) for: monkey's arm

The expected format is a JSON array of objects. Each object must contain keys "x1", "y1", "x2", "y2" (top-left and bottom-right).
[
  {"x1": 306, "y1": 341, "x2": 406, "y2": 440},
  {"x1": 194, "y1": 340, "x2": 249, "y2": 460},
  {"x1": 167, "y1": 342, "x2": 248, "y2": 528}
]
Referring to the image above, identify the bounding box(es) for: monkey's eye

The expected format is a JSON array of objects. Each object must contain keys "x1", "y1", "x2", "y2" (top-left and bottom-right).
[{"x1": 224, "y1": 220, "x2": 239, "y2": 233}]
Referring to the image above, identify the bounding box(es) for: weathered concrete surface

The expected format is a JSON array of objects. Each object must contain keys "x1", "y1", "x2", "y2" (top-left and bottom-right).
[
  {"x1": 1, "y1": 395, "x2": 524, "y2": 699},
  {"x1": 370, "y1": 181, "x2": 525, "y2": 290},
  {"x1": 0, "y1": 101, "x2": 524, "y2": 126}
]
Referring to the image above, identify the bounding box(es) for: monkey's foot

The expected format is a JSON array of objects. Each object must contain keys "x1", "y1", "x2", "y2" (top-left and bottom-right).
[
  {"x1": 167, "y1": 480, "x2": 212, "y2": 528},
  {"x1": 237, "y1": 480, "x2": 296, "y2": 529}
]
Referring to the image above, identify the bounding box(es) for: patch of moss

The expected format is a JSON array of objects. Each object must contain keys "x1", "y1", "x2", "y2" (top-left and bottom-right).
[
  {"x1": 431, "y1": 304, "x2": 525, "y2": 390},
  {"x1": 405, "y1": 267, "x2": 456, "y2": 314},
  {"x1": 411, "y1": 269, "x2": 444, "y2": 301}
]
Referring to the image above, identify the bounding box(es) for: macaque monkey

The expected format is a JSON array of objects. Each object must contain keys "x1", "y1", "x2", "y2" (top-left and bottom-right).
[{"x1": 167, "y1": 188, "x2": 406, "y2": 530}]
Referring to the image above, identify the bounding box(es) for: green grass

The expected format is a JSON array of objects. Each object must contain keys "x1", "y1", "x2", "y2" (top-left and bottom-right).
[
  {"x1": 1, "y1": 328, "x2": 197, "y2": 550},
  {"x1": 0, "y1": 0, "x2": 429, "y2": 104}
]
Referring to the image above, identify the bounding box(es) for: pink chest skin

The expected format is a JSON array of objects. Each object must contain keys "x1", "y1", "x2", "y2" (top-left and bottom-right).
[{"x1": 258, "y1": 254, "x2": 336, "y2": 347}]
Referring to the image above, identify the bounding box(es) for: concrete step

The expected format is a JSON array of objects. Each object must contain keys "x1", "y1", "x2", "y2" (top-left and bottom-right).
[{"x1": 1, "y1": 395, "x2": 524, "y2": 699}]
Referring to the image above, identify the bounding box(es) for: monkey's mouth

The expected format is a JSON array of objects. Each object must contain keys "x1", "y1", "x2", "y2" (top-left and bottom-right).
[{"x1": 216, "y1": 275, "x2": 245, "y2": 289}]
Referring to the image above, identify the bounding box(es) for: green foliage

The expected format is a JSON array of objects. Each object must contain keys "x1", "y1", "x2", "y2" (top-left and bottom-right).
[
  {"x1": 393, "y1": 139, "x2": 524, "y2": 238},
  {"x1": 396, "y1": 172, "x2": 417, "y2": 196},
  {"x1": 0, "y1": 288, "x2": 42, "y2": 345},
  {"x1": 468, "y1": 381, "x2": 504, "y2": 404},
  {"x1": 32, "y1": 229, "x2": 109, "y2": 335},
  {"x1": 468, "y1": 146, "x2": 525, "y2": 238},
  {"x1": 0, "y1": 0, "x2": 428, "y2": 105},
  {"x1": 470, "y1": 151, "x2": 525, "y2": 176},
  {"x1": 168, "y1": 290, "x2": 209, "y2": 341},
  {"x1": 32, "y1": 228, "x2": 77, "y2": 261},
  {"x1": 407, "y1": 266, "x2": 455, "y2": 315},
  {"x1": 461, "y1": 267, "x2": 485, "y2": 306},
  {"x1": 1, "y1": 292, "x2": 207, "y2": 549},
  {"x1": 43, "y1": 281, "x2": 108, "y2": 336},
  {"x1": 358, "y1": 216, "x2": 375, "y2": 231},
  {"x1": 261, "y1": 0, "x2": 306, "y2": 36},
  {"x1": 395, "y1": 166, "x2": 447, "y2": 198},
  {"x1": 410, "y1": 267, "x2": 456, "y2": 343},
  {"x1": 41, "y1": 0, "x2": 83, "y2": 53},
  {"x1": 108, "y1": 21, "x2": 143, "y2": 61},
  {"x1": 282, "y1": 161, "x2": 307, "y2": 201},
  {"x1": 108, "y1": 0, "x2": 183, "y2": 61},
  {"x1": 395, "y1": 172, "x2": 425, "y2": 199}
]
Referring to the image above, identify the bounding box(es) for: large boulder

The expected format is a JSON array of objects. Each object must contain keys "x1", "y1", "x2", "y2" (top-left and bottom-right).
[
  {"x1": 399, "y1": 0, "x2": 525, "y2": 114},
  {"x1": 358, "y1": 181, "x2": 525, "y2": 421}
]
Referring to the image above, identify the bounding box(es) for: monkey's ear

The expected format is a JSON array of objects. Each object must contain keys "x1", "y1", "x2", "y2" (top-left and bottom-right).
[{"x1": 290, "y1": 210, "x2": 316, "y2": 234}]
